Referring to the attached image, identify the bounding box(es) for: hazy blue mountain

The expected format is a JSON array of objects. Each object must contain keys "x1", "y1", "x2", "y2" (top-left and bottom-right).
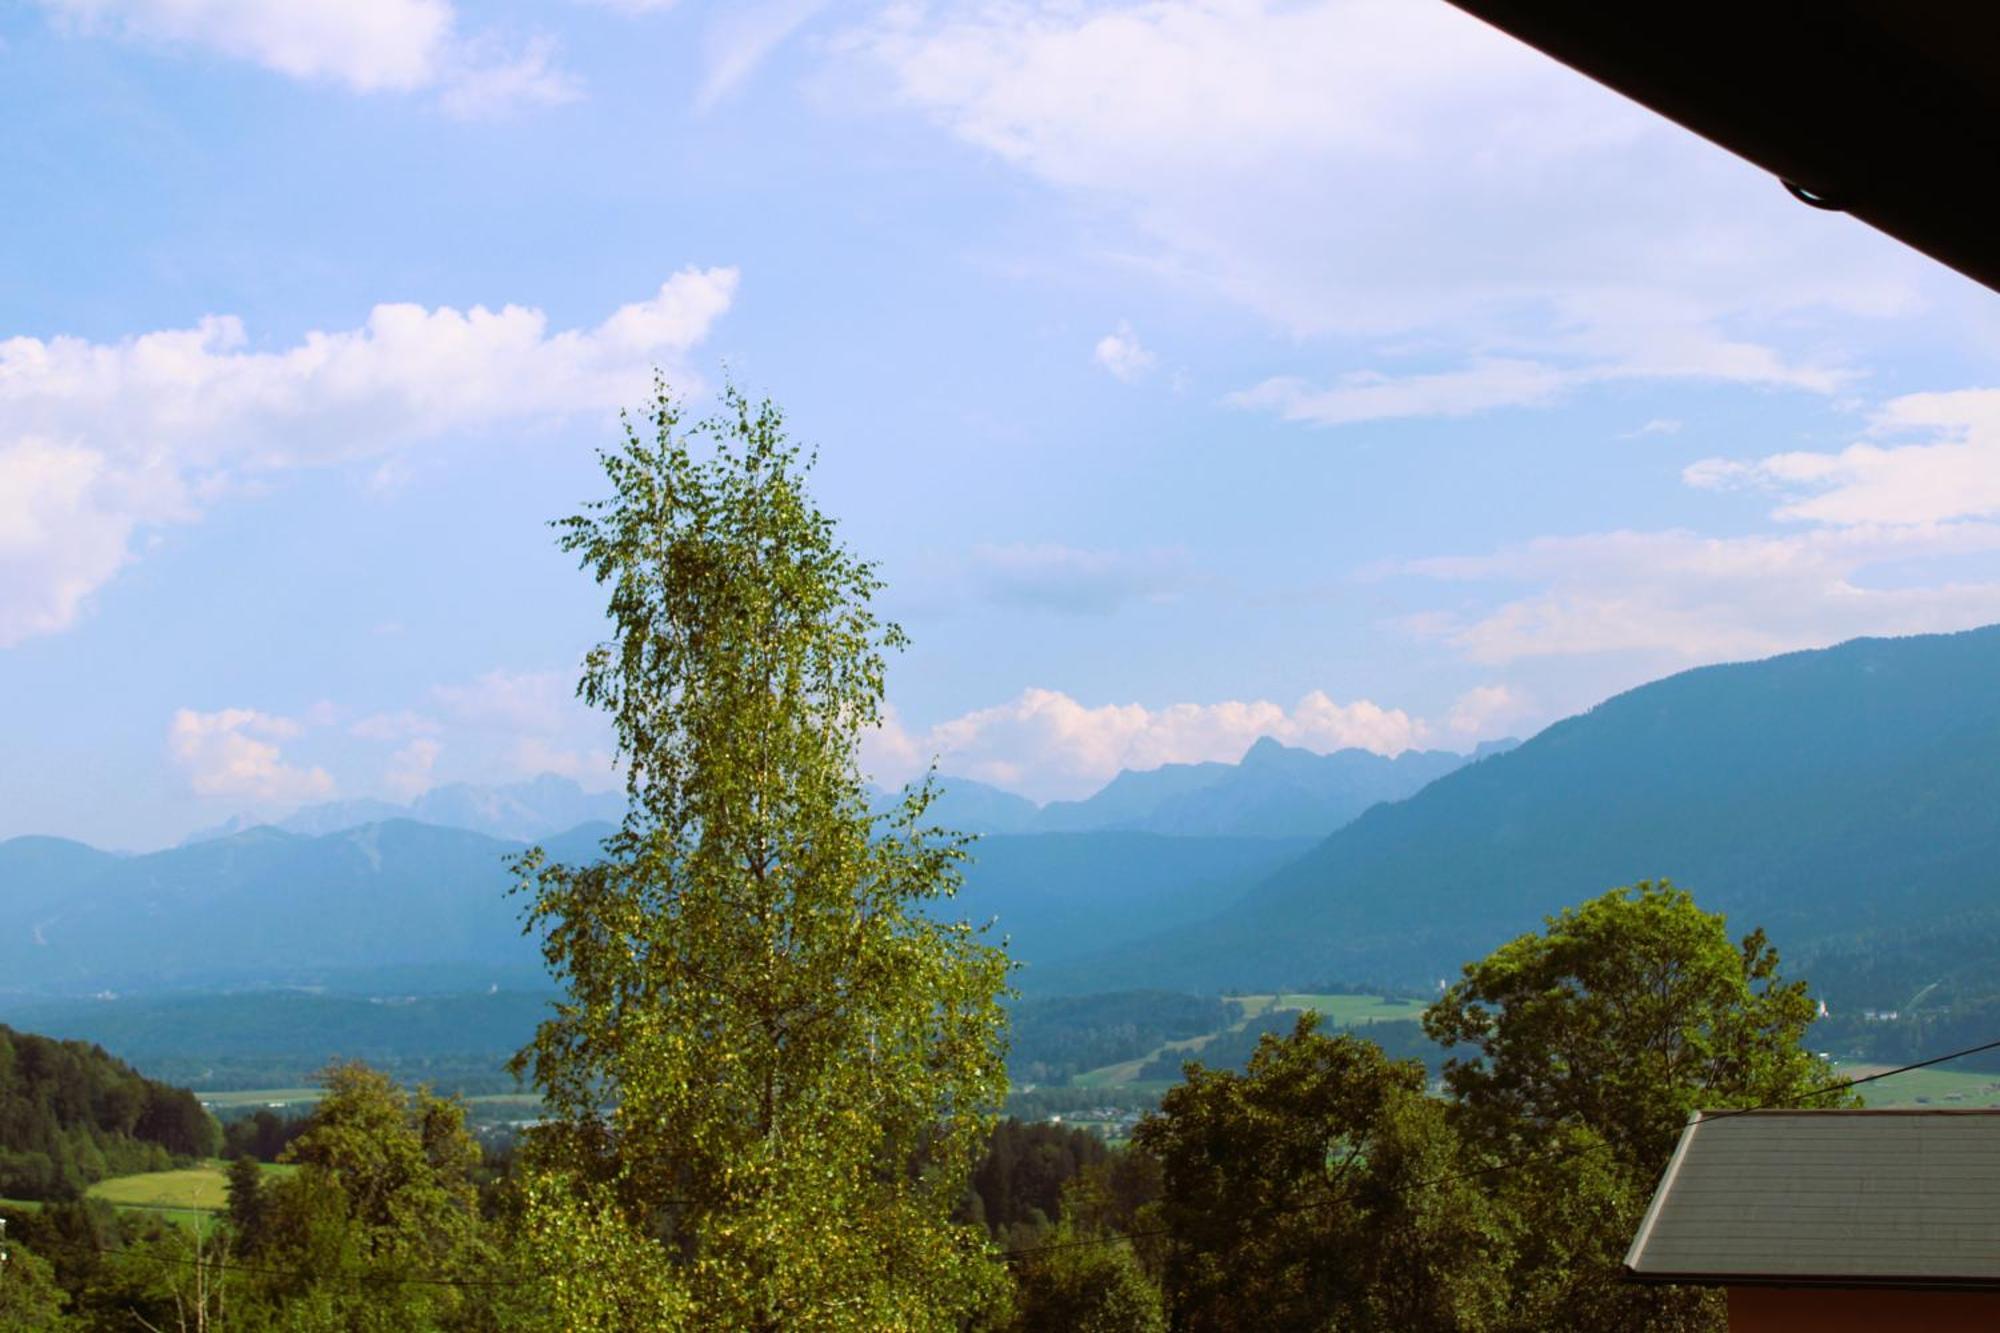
[
  {"x1": 909, "y1": 777, "x2": 1044, "y2": 835},
  {"x1": 1066, "y1": 626, "x2": 2000, "y2": 993},
  {"x1": 918, "y1": 738, "x2": 1510, "y2": 839},
  {"x1": 949, "y1": 833, "x2": 1312, "y2": 979},
  {"x1": 1, "y1": 835, "x2": 122, "y2": 922},
  {"x1": 1, "y1": 820, "x2": 616, "y2": 992},
  {"x1": 183, "y1": 775, "x2": 625, "y2": 846},
  {"x1": 0, "y1": 813, "x2": 1289, "y2": 994}
]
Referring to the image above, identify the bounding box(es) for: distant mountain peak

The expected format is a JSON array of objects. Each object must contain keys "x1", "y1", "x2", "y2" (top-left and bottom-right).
[
  {"x1": 1239, "y1": 735, "x2": 1293, "y2": 764},
  {"x1": 181, "y1": 775, "x2": 625, "y2": 848}
]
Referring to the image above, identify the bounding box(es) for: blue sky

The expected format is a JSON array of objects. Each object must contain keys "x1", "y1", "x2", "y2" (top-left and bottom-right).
[{"x1": 5, "y1": 0, "x2": 1999, "y2": 849}]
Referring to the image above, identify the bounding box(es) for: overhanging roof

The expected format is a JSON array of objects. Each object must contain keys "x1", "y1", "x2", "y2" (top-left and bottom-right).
[
  {"x1": 1625, "y1": 1109, "x2": 2000, "y2": 1290},
  {"x1": 1444, "y1": 2, "x2": 2000, "y2": 295}
]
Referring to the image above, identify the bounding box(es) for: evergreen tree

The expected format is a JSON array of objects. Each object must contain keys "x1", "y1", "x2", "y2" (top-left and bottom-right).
[{"x1": 511, "y1": 381, "x2": 1012, "y2": 1330}]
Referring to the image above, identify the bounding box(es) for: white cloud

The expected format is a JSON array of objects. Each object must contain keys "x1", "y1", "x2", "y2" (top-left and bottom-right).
[
  {"x1": 433, "y1": 669, "x2": 576, "y2": 735},
  {"x1": 969, "y1": 542, "x2": 1188, "y2": 614},
  {"x1": 1093, "y1": 321, "x2": 1156, "y2": 382},
  {"x1": 37, "y1": 0, "x2": 576, "y2": 115},
  {"x1": 1445, "y1": 683, "x2": 1527, "y2": 737},
  {"x1": 1232, "y1": 349, "x2": 1841, "y2": 427},
  {"x1": 432, "y1": 668, "x2": 620, "y2": 791},
  {"x1": 864, "y1": 685, "x2": 1429, "y2": 800},
  {"x1": 0, "y1": 269, "x2": 737, "y2": 646},
  {"x1": 849, "y1": 0, "x2": 1935, "y2": 416},
  {"x1": 1231, "y1": 358, "x2": 1569, "y2": 425},
  {"x1": 349, "y1": 709, "x2": 443, "y2": 742},
  {"x1": 169, "y1": 707, "x2": 335, "y2": 803},
  {"x1": 384, "y1": 737, "x2": 443, "y2": 799},
  {"x1": 1687, "y1": 389, "x2": 2000, "y2": 526},
  {"x1": 697, "y1": 0, "x2": 830, "y2": 110},
  {"x1": 1628, "y1": 418, "x2": 1683, "y2": 437},
  {"x1": 1404, "y1": 524, "x2": 2000, "y2": 666},
  {"x1": 434, "y1": 34, "x2": 580, "y2": 118}
]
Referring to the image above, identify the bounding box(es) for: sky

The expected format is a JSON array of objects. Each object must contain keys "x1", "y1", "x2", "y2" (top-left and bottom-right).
[{"x1": 5, "y1": 0, "x2": 2000, "y2": 850}]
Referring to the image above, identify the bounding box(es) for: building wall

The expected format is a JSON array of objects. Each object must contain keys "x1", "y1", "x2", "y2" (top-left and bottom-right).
[{"x1": 1729, "y1": 1285, "x2": 2000, "y2": 1331}]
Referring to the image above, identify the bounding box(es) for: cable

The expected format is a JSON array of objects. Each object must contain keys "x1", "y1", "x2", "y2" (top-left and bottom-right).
[{"x1": 994, "y1": 1033, "x2": 2000, "y2": 1263}]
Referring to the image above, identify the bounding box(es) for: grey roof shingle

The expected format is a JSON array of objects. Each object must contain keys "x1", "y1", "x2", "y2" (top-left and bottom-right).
[{"x1": 1624, "y1": 1109, "x2": 2000, "y2": 1287}]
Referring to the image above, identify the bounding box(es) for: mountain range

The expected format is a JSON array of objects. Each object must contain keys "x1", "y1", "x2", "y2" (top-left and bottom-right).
[
  {"x1": 1054, "y1": 624, "x2": 2000, "y2": 996},
  {"x1": 11, "y1": 626, "x2": 2000, "y2": 1014},
  {"x1": 184, "y1": 774, "x2": 628, "y2": 846}
]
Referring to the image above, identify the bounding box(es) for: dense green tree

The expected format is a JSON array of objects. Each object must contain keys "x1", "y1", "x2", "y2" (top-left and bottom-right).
[
  {"x1": 1008, "y1": 1229, "x2": 1164, "y2": 1333},
  {"x1": 0, "y1": 1227, "x2": 70, "y2": 1330},
  {"x1": 1424, "y1": 881, "x2": 1846, "y2": 1332},
  {"x1": 239, "y1": 1063, "x2": 492, "y2": 1332},
  {"x1": 1425, "y1": 881, "x2": 1840, "y2": 1174},
  {"x1": 225, "y1": 1153, "x2": 265, "y2": 1245},
  {"x1": 0, "y1": 1024, "x2": 215, "y2": 1200},
  {"x1": 510, "y1": 382, "x2": 1012, "y2": 1330},
  {"x1": 1135, "y1": 1013, "x2": 1507, "y2": 1332}
]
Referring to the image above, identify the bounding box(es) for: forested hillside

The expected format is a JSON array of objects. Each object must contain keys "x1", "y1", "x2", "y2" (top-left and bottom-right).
[
  {"x1": 0, "y1": 1024, "x2": 218, "y2": 1199},
  {"x1": 1075, "y1": 626, "x2": 2000, "y2": 993}
]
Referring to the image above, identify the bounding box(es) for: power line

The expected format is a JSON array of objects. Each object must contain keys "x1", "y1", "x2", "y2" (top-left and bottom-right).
[{"x1": 994, "y1": 1033, "x2": 2000, "y2": 1263}]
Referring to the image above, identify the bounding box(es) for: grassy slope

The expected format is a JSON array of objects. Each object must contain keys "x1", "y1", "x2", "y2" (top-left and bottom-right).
[
  {"x1": 83, "y1": 1160, "x2": 298, "y2": 1232},
  {"x1": 1069, "y1": 993, "x2": 1413, "y2": 1089}
]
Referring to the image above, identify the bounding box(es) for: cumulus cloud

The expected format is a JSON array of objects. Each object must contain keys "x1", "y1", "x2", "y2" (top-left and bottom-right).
[
  {"x1": 849, "y1": 0, "x2": 1932, "y2": 418},
  {"x1": 1093, "y1": 322, "x2": 1156, "y2": 381},
  {"x1": 36, "y1": 0, "x2": 578, "y2": 115},
  {"x1": 1403, "y1": 524, "x2": 2000, "y2": 666},
  {"x1": 969, "y1": 543, "x2": 1189, "y2": 614},
  {"x1": 169, "y1": 707, "x2": 335, "y2": 803},
  {"x1": 0, "y1": 269, "x2": 737, "y2": 646},
  {"x1": 432, "y1": 669, "x2": 618, "y2": 790},
  {"x1": 863, "y1": 686, "x2": 1430, "y2": 800},
  {"x1": 1445, "y1": 683, "x2": 1528, "y2": 737},
  {"x1": 1686, "y1": 389, "x2": 2000, "y2": 526},
  {"x1": 383, "y1": 737, "x2": 443, "y2": 799}
]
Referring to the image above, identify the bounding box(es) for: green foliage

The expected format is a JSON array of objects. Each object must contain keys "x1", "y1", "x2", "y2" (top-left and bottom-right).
[
  {"x1": 965, "y1": 1120, "x2": 1112, "y2": 1247},
  {"x1": 1135, "y1": 1013, "x2": 1507, "y2": 1333},
  {"x1": 0, "y1": 1023, "x2": 219, "y2": 1200},
  {"x1": 0, "y1": 1230, "x2": 70, "y2": 1330},
  {"x1": 1425, "y1": 881, "x2": 1842, "y2": 1173},
  {"x1": 1007, "y1": 992, "x2": 1232, "y2": 1085},
  {"x1": 229, "y1": 1062, "x2": 493, "y2": 1331},
  {"x1": 1423, "y1": 882, "x2": 1844, "y2": 1331},
  {"x1": 1008, "y1": 1230, "x2": 1164, "y2": 1333},
  {"x1": 1136, "y1": 1012, "x2": 1441, "y2": 1082},
  {"x1": 511, "y1": 381, "x2": 1012, "y2": 1329}
]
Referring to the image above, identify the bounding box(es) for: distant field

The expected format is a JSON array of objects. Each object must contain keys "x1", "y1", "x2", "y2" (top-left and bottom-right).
[
  {"x1": 199, "y1": 1088, "x2": 323, "y2": 1109},
  {"x1": 199, "y1": 1088, "x2": 541, "y2": 1114},
  {"x1": 1072, "y1": 992, "x2": 1419, "y2": 1090},
  {"x1": 83, "y1": 1160, "x2": 297, "y2": 1232},
  {"x1": 1240, "y1": 993, "x2": 1429, "y2": 1026},
  {"x1": 1836, "y1": 1063, "x2": 2000, "y2": 1108}
]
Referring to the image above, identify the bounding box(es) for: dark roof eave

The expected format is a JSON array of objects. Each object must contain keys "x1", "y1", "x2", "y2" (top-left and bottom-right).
[
  {"x1": 1440, "y1": 0, "x2": 2000, "y2": 295},
  {"x1": 1625, "y1": 1267, "x2": 2000, "y2": 1294}
]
